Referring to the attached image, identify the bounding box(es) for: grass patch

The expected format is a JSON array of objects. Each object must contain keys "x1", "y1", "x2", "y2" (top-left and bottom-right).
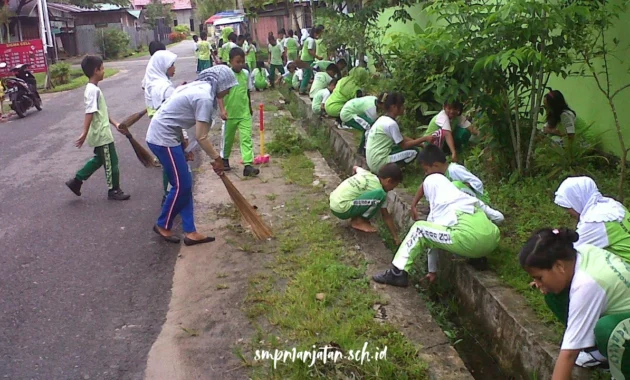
[
  {"x1": 267, "y1": 118, "x2": 314, "y2": 155},
  {"x1": 244, "y1": 151, "x2": 428, "y2": 379},
  {"x1": 35, "y1": 68, "x2": 119, "y2": 93}
]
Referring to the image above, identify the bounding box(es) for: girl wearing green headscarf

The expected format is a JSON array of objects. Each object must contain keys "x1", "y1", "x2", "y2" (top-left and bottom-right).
[
  {"x1": 220, "y1": 27, "x2": 235, "y2": 63},
  {"x1": 324, "y1": 67, "x2": 369, "y2": 118}
]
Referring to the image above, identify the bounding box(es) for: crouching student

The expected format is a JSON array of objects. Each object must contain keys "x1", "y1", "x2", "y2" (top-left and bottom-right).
[
  {"x1": 373, "y1": 173, "x2": 503, "y2": 287},
  {"x1": 324, "y1": 67, "x2": 369, "y2": 118},
  {"x1": 555, "y1": 176, "x2": 630, "y2": 262},
  {"x1": 292, "y1": 68, "x2": 303, "y2": 91},
  {"x1": 251, "y1": 61, "x2": 270, "y2": 91},
  {"x1": 281, "y1": 62, "x2": 297, "y2": 88},
  {"x1": 411, "y1": 144, "x2": 489, "y2": 220},
  {"x1": 424, "y1": 100, "x2": 479, "y2": 162},
  {"x1": 365, "y1": 92, "x2": 432, "y2": 173},
  {"x1": 309, "y1": 63, "x2": 339, "y2": 99},
  {"x1": 520, "y1": 228, "x2": 630, "y2": 379},
  {"x1": 330, "y1": 163, "x2": 402, "y2": 245},
  {"x1": 312, "y1": 79, "x2": 336, "y2": 117},
  {"x1": 340, "y1": 94, "x2": 384, "y2": 155}
]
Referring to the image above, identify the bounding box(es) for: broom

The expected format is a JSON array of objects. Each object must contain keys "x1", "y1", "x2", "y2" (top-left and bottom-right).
[
  {"x1": 220, "y1": 175, "x2": 273, "y2": 240},
  {"x1": 117, "y1": 109, "x2": 159, "y2": 168}
]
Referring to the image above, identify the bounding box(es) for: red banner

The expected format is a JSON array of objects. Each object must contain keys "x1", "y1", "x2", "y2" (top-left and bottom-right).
[{"x1": 0, "y1": 39, "x2": 47, "y2": 77}]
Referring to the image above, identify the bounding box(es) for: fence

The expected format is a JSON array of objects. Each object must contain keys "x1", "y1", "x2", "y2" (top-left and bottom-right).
[{"x1": 74, "y1": 23, "x2": 167, "y2": 57}]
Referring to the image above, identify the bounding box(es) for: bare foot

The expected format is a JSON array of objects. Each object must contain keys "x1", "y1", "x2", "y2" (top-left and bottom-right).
[
  {"x1": 185, "y1": 231, "x2": 208, "y2": 240},
  {"x1": 350, "y1": 217, "x2": 377, "y2": 233}
]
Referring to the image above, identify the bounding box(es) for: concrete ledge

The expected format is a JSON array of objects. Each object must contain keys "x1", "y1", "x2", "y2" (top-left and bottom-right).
[{"x1": 287, "y1": 92, "x2": 589, "y2": 380}]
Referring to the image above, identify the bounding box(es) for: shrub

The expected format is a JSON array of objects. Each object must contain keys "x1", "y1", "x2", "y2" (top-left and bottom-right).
[
  {"x1": 49, "y1": 62, "x2": 70, "y2": 86},
  {"x1": 173, "y1": 25, "x2": 190, "y2": 35},
  {"x1": 168, "y1": 32, "x2": 187, "y2": 43},
  {"x1": 95, "y1": 29, "x2": 130, "y2": 59}
]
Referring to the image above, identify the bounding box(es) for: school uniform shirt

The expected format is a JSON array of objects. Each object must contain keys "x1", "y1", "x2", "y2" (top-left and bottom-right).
[
  {"x1": 251, "y1": 68, "x2": 269, "y2": 89},
  {"x1": 312, "y1": 88, "x2": 331, "y2": 114},
  {"x1": 193, "y1": 42, "x2": 199, "y2": 58},
  {"x1": 548, "y1": 110, "x2": 577, "y2": 143},
  {"x1": 301, "y1": 37, "x2": 316, "y2": 61},
  {"x1": 312, "y1": 60, "x2": 334, "y2": 71},
  {"x1": 84, "y1": 83, "x2": 114, "y2": 148},
  {"x1": 340, "y1": 96, "x2": 377, "y2": 124},
  {"x1": 309, "y1": 71, "x2": 333, "y2": 98},
  {"x1": 560, "y1": 245, "x2": 630, "y2": 350},
  {"x1": 197, "y1": 41, "x2": 211, "y2": 61},
  {"x1": 316, "y1": 38, "x2": 327, "y2": 60},
  {"x1": 269, "y1": 43, "x2": 284, "y2": 66},
  {"x1": 224, "y1": 69, "x2": 254, "y2": 120},
  {"x1": 222, "y1": 41, "x2": 239, "y2": 62},
  {"x1": 292, "y1": 69, "x2": 303, "y2": 89},
  {"x1": 445, "y1": 163, "x2": 484, "y2": 196},
  {"x1": 425, "y1": 110, "x2": 471, "y2": 136},
  {"x1": 246, "y1": 43, "x2": 257, "y2": 62},
  {"x1": 329, "y1": 167, "x2": 387, "y2": 214},
  {"x1": 282, "y1": 70, "x2": 294, "y2": 84},
  {"x1": 365, "y1": 116, "x2": 403, "y2": 173},
  {"x1": 146, "y1": 82, "x2": 214, "y2": 147},
  {"x1": 285, "y1": 38, "x2": 299, "y2": 59}
]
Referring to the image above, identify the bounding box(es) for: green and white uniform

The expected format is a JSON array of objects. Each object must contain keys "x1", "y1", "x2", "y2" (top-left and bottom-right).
[
  {"x1": 292, "y1": 69, "x2": 302, "y2": 90},
  {"x1": 246, "y1": 42, "x2": 257, "y2": 70},
  {"x1": 221, "y1": 69, "x2": 254, "y2": 165},
  {"x1": 196, "y1": 40, "x2": 212, "y2": 72},
  {"x1": 330, "y1": 167, "x2": 387, "y2": 220},
  {"x1": 544, "y1": 245, "x2": 630, "y2": 380},
  {"x1": 392, "y1": 174, "x2": 503, "y2": 273},
  {"x1": 299, "y1": 37, "x2": 316, "y2": 93},
  {"x1": 444, "y1": 162, "x2": 489, "y2": 204},
  {"x1": 312, "y1": 88, "x2": 331, "y2": 116},
  {"x1": 285, "y1": 37, "x2": 299, "y2": 61},
  {"x1": 309, "y1": 71, "x2": 333, "y2": 99},
  {"x1": 340, "y1": 96, "x2": 377, "y2": 152},
  {"x1": 315, "y1": 38, "x2": 327, "y2": 61},
  {"x1": 555, "y1": 176, "x2": 630, "y2": 262},
  {"x1": 311, "y1": 60, "x2": 334, "y2": 71},
  {"x1": 425, "y1": 110, "x2": 472, "y2": 151},
  {"x1": 365, "y1": 116, "x2": 417, "y2": 173},
  {"x1": 268, "y1": 43, "x2": 285, "y2": 85},
  {"x1": 251, "y1": 68, "x2": 269, "y2": 90},
  {"x1": 324, "y1": 67, "x2": 369, "y2": 118}
]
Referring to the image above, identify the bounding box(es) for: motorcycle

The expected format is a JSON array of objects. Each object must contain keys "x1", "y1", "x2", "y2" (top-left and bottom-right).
[{"x1": 0, "y1": 62, "x2": 42, "y2": 118}]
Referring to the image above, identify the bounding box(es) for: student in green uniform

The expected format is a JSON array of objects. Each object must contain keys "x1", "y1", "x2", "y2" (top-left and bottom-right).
[
  {"x1": 220, "y1": 48, "x2": 259, "y2": 177},
  {"x1": 245, "y1": 35, "x2": 257, "y2": 71},
  {"x1": 221, "y1": 32, "x2": 239, "y2": 64},
  {"x1": 197, "y1": 32, "x2": 212, "y2": 72},
  {"x1": 543, "y1": 90, "x2": 577, "y2": 143},
  {"x1": 267, "y1": 35, "x2": 285, "y2": 88},
  {"x1": 330, "y1": 163, "x2": 402, "y2": 243},
  {"x1": 373, "y1": 173, "x2": 503, "y2": 287},
  {"x1": 312, "y1": 79, "x2": 336, "y2": 117},
  {"x1": 411, "y1": 144, "x2": 490, "y2": 221},
  {"x1": 299, "y1": 27, "x2": 322, "y2": 95},
  {"x1": 555, "y1": 177, "x2": 630, "y2": 261},
  {"x1": 281, "y1": 62, "x2": 297, "y2": 88},
  {"x1": 424, "y1": 100, "x2": 479, "y2": 163},
  {"x1": 192, "y1": 35, "x2": 200, "y2": 73},
  {"x1": 285, "y1": 29, "x2": 300, "y2": 61},
  {"x1": 312, "y1": 59, "x2": 347, "y2": 76},
  {"x1": 292, "y1": 68, "x2": 302, "y2": 90},
  {"x1": 339, "y1": 94, "x2": 384, "y2": 154},
  {"x1": 315, "y1": 24, "x2": 327, "y2": 62},
  {"x1": 520, "y1": 228, "x2": 630, "y2": 379},
  {"x1": 251, "y1": 61, "x2": 269, "y2": 91},
  {"x1": 277, "y1": 29, "x2": 287, "y2": 63},
  {"x1": 365, "y1": 92, "x2": 432, "y2": 174},
  {"x1": 219, "y1": 27, "x2": 235, "y2": 64},
  {"x1": 309, "y1": 63, "x2": 339, "y2": 98},
  {"x1": 324, "y1": 67, "x2": 369, "y2": 118}
]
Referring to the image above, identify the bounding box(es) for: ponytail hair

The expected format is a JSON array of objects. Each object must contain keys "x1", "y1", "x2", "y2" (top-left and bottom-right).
[
  {"x1": 377, "y1": 92, "x2": 405, "y2": 110},
  {"x1": 519, "y1": 228, "x2": 579, "y2": 270}
]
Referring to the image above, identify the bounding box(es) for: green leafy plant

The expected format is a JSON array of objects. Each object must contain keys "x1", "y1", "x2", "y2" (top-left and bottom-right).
[
  {"x1": 267, "y1": 119, "x2": 314, "y2": 155},
  {"x1": 49, "y1": 62, "x2": 71, "y2": 86},
  {"x1": 95, "y1": 28, "x2": 130, "y2": 59},
  {"x1": 144, "y1": 0, "x2": 172, "y2": 29},
  {"x1": 173, "y1": 25, "x2": 190, "y2": 35}
]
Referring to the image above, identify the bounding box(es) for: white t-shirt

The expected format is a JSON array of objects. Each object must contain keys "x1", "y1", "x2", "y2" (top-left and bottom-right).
[
  {"x1": 378, "y1": 116, "x2": 404, "y2": 145},
  {"x1": 305, "y1": 37, "x2": 316, "y2": 51},
  {"x1": 447, "y1": 163, "x2": 484, "y2": 195},
  {"x1": 561, "y1": 110, "x2": 576, "y2": 134},
  {"x1": 435, "y1": 110, "x2": 472, "y2": 132},
  {"x1": 575, "y1": 221, "x2": 609, "y2": 249}
]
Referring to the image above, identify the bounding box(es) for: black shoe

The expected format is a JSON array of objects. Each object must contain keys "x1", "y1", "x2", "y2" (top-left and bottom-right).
[
  {"x1": 65, "y1": 178, "x2": 83, "y2": 196},
  {"x1": 184, "y1": 236, "x2": 216, "y2": 246},
  {"x1": 222, "y1": 158, "x2": 232, "y2": 172},
  {"x1": 108, "y1": 189, "x2": 131, "y2": 201},
  {"x1": 153, "y1": 225, "x2": 181, "y2": 244},
  {"x1": 243, "y1": 165, "x2": 260, "y2": 177},
  {"x1": 372, "y1": 268, "x2": 409, "y2": 287}
]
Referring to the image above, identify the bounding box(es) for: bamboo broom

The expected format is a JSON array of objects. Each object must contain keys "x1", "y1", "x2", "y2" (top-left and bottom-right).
[
  {"x1": 117, "y1": 109, "x2": 159, "y2": 168},
  {"x1": 220, "y1": 175, "x2": 273, "y2": 240}
]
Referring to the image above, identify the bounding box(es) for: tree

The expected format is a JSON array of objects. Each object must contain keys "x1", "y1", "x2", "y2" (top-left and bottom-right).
[
  {"x1": 144, "y1": 0, "x2": 172, "y2": 29},
  {"x1": 194, "y1": 0, "x2": 232, "y2": 25}
]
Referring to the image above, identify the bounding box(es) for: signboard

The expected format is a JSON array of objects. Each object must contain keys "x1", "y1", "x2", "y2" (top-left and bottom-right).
[{"x1": 0, "y1": 39, "x2": 47, "y2": 77}]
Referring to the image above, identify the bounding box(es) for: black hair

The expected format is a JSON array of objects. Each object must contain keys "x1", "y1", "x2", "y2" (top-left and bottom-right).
[
  {"x1": 81, "y1": 55, "x2": 103, "y2": 78},
  {"x1": 148, "y1": 40, "x2": 166, "y2": 56},
  {"x1": 287, "y1": 62, "x2": 297, "y2": 71},
  {"x1": 377, "y1": 163, "x2": 403, "y2": 183},
  {"x1": 256, "y1": 60, "x2": 265, "y2": 69},
  {"x1": 417, "y1": 144, "x2": 447, "y2": 166},
  {"x1": 311, "y1": 27, "x2": 321, "y2": 38},
  {"x1": 519, "y1": 228, "x2": 579, "y2": 270},
  {"x1": 288, "y1": 29, "x2": 294, "y2": 37},
  {"x1": 218, "y1": 38, "x2": 223, "y2": 48},
  {"x1": 268, "y1": 34, "x2": 276, "y2": 43},
  {"x1": 336, "y1": 58, "x2": 347, "y2": 67},
  {"x1": 443, "y1": 100, "x2": 464, "y2": 114},
  {"x1": 278, "y1": 28, "x2": 286, "y2": 35},
  {"x1": 378, "y1": 92, "x2": 405, "y2": 110},
  {"x1": 314, "y1": 24, "x2": 325, "y2": 34},
  {"x1": 545, "y1": 90, "x2": 575, "y2": 128},
  {"x1": 200, "y1": 31, "x2": 208, "y2": 40},
  {"x1": 237, "y1": 34, "x2": 245, "y2": 42},
  {"x1": 228, "y1": 32, "x2": 237, "y2": 42},
  {"x1": 326, "y1": 63, "x2": 340, "y2": 77},
  {"x1": 192, "y1": 34, "x2": 199, "y2": 42},
  {"x1": 229, "y1": 47, "x2": 245, "y2": 60}
]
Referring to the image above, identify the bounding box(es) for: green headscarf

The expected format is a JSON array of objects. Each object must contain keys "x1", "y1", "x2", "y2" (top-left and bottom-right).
[
  {"x1": 221, "y1": 27, "x2": 234, "y2": 43},
  {"x1": 349, "y1": 67, "x2": 369, "y2": 88}
]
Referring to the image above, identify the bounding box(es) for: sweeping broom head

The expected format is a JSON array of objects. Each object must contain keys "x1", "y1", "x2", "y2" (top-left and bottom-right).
[
  {"x1": 118, "y1": 109, "x2": 148, "y2": 130},
  {"x1": 220, "y1": 175, "x2": 273, "y2": 240},
  {"x1": 125, "y1": 132, "x2": 156, "y2": 168}
]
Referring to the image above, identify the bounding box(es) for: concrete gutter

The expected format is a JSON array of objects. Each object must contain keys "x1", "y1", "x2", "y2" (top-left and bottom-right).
[{"x1": 287, "y1": 92, "x2": 590, "y2": 380}]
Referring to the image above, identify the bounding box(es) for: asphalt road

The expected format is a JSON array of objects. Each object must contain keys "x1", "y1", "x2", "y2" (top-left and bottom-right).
[{"x1": 0, "y1": 41, "x2": 198, "y2": 380}]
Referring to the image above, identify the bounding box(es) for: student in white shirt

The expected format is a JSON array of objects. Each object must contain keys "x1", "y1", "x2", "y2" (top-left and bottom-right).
[{"x1": 424, "y1": 100, "x2": 479, "y2": 162}]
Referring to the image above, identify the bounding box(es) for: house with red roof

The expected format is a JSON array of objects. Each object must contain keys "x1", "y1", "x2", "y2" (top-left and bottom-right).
[{"x1": 131, "y1": 0, "x2": 202, "y2": 33}]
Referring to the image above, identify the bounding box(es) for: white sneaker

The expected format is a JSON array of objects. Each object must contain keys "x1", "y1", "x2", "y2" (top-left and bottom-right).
[{"x1": 575, "y1": 350, "x2": 608, "y2": 368}]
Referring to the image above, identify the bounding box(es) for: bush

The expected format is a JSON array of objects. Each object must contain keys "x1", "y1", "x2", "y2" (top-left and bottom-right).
[
  {"x1": 95, "y1": 29, "x2": 130, "y2": 59},
  {"x1": 173, "y1": 25, "x2": 190, "y2": 35},
  {"x1": 168, "y1": 32, "x2": 187, "y2": 43},
  {"x1": 49, "y1": 62, "x2": 70, "y2": 86}
]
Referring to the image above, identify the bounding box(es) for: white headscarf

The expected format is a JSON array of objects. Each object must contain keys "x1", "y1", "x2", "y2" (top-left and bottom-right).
[
  {"x1": 143, "y1": 50, "x2": 177, "y2": 109},
  {"x1": 196, "y1": 65, "x2": 239, "y2": 109},
  {"x1": 424, "y1": 173, "x2": 479, "y2": 226},
  {"x1": 555, "y1": 176, "x2": 626, "y2": 223},
  {"x1": 300, "y1": 28, "x2": 310, "y2": 44}
]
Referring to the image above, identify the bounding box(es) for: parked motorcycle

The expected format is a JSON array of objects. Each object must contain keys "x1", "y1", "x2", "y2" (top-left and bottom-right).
[{"x1": 0, "y1": 62, "x2": 42, "y2": 118}]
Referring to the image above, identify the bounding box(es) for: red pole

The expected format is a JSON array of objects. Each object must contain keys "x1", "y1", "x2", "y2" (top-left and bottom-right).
[{"x1": 259, "y1": 103, "x2": 264, "y2": 131}]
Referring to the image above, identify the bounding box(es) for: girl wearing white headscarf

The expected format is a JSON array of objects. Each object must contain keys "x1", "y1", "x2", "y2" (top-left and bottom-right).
[
  {"x1": 373, "y1": 173, "x2": 503, "y2": 287},
  {"x1": 146, "y1": 66, "x2": 238, "y2": 246},
  {"x1": 555, "y1": 177, "x2": 630, "y2": 261}
]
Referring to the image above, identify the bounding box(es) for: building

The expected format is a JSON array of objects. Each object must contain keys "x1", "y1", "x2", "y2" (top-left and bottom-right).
[
  {"x1": 247, "y1": 0, "x2": 318, "y2": 46},
  {"x1": 131, "y1": 0, "x2": 200, "y2": 33}
]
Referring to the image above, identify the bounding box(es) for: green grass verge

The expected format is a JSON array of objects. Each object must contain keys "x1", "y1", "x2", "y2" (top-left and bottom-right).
[{"x1": 34, "y1": 68, "x2": 119, "y2": 94}]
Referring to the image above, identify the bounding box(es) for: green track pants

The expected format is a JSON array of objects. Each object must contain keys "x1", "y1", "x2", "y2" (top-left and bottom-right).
[
  {"x1": 343, "y1": 114, "x2": 373, "y2": 152},
  {"x1": 221, "y1": 118, "x2": 254, "y2": 165},
  {"x1": 392, "y1": 210, "x2": 499, "y2": 272},
  {"x1": 299, "y1": 61, "x2": 313, "y2": 94},
  {"x1": 75, "y1": 142, "x2": 120, "y2": 190},
  {"x1": 331, "y1": 189, "x2": 386, "y2": 220},
  {"x1": 269, "y1": 64, "x2": 285, "y2": 87}
]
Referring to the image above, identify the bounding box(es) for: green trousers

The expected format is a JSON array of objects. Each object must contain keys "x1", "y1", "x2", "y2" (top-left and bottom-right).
[
  {"x1": 452, "y1": 180, "x2": 490, "y2": 205},
  {"x1": 343, "y1": 114, "x2": 374, "y2": 152},
  {"x1": 222, "y1": 118, "x2": 254, "y2": 165},
  {"x1": 75, "y1": 142, "x2": 119, "y2": 190},
  {"x1": 269, "y1": 64, "x2": 285, "y2": 87},
  {"x1": 546, "y1": 291, "x2": 630, "y2": 379},
  {"x1": 392, "y1": 209, "x2": 499, "y2": 272},
  {"x1": 299, "y1": 61, "x2": 313, "y2": 94},
  {"x1": 331, "y1": 189, "x2": 386, "y2": 220}
]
